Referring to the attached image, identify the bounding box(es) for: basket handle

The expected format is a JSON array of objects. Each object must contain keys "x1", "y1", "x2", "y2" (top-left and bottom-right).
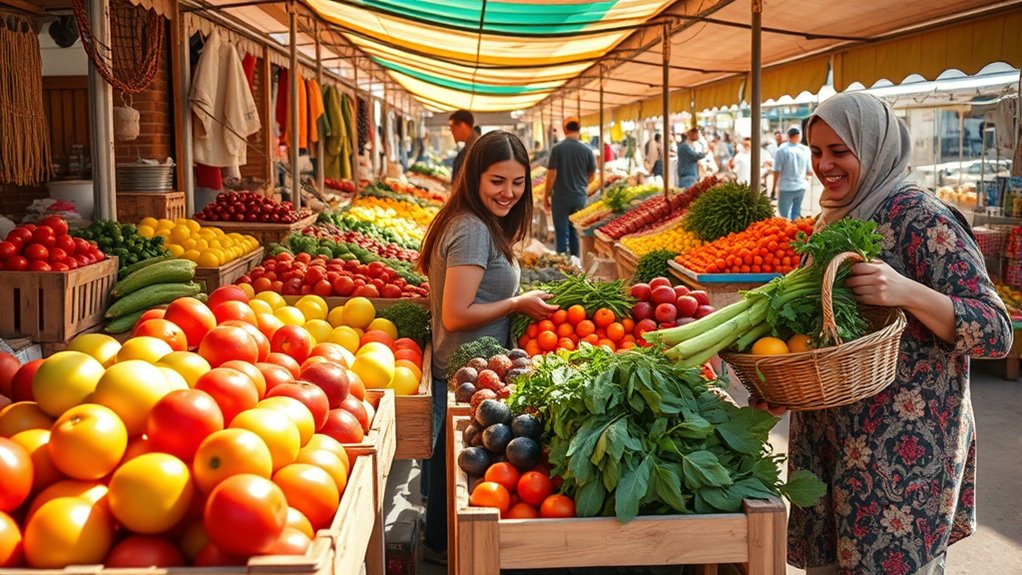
[{"x1": 820, "y1": 251, "x2": 866, "y2": 346}]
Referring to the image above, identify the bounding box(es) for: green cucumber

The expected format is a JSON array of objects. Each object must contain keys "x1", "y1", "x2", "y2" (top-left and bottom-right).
[
  {"x1": 106, "y1": 282, "x2": 202, "y2": 318},
  {"x1": 112, "y1": 259, "x2": 196, "y2": 297},
  {"x1": 104, "y1": 309, "x2": 147, "y2": 334},
  {"x1": 118, "y1": 253, "x2": 172, "y2": 278}
]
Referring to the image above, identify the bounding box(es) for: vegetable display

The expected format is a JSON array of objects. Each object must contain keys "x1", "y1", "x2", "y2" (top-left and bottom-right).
[
  {"x1": 376, "y1": 302, "x2": 431, "y2": 348},
  {"x1": 360, "y1": 182, "x2": 442, "y2": 209},
  {"x1": 1, "y1": 216, "x2": 106, "y2": 272},
  {"x1": 105, "y1": 258, "x2": 200, "y2": 332},
  {"x1": 408, "y1": 161, "x2": 452, "y2": 182},
  {"x1": 446, "y1": 337, "x2": 509, "y2": 378},
  {"x1": 632, "y1": 249, "x2": 679, "y2": 284},
  {"x1": 620, "y1": 225, "x2": 703, "y2": 258},
  {"x1": 570, "y1": 184, "x2": 659, "y2": 228},
  {"x1": 275, "y1": 233, "x2": 425, "y2": 286},
  {"x1": 508, "y1": 345, "x2": 825, "y2": 522},
  {"x1": 649, "y1": 219, "x2": 885, "y2": 365},
  {"x1": 137, "y1": 218, "x2": 260, "y2": 268},
  {"x1": 193, "y1": 191, "x2": 307, "y2": 223},
  {"x1": 72, "y1": 220, "x2": 169, "y2": 270},
  {"x1": 510, "y1": 275, "x2": 635, "y2": 341},
  {"x1": 676, "y1": 218, "x2": 813, "y2": 275},
  {"x1": 598, "y1": 177, "x2": 716, "y2": 240},
  {"x1": 683, "y1": 182, "x2": 775, "y2": 242},
  {"x1": 238, "y1": 252, "x2": 428, "y2": 299},
  {"x1": 316, "y1": 213, "x2": 420, "y2": 251}
]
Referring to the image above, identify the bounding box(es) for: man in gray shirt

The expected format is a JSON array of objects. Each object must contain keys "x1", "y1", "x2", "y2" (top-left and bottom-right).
[
  {"x1": 772, "y1": 126, "x2": 813, "y2": 220},
  {"x1": 543, "y1": 116, "x2": 596, "y2": 257}
]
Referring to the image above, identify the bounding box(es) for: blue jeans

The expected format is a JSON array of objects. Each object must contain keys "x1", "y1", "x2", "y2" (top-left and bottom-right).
[
  {"x1": 552, "y1": 197, "x2": 585, "y2": 257},
  {"x1": 423, "y1": 374, "x2": 447, "y2": 551},
  {"x1": 778, "y1": 188, "x2": 805, "y2": 220},
  {"x1": 677, "y1": 174, "x2": 698, "y2": 189}
]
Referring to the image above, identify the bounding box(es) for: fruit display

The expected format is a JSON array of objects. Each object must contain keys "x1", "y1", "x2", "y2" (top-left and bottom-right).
[
  {"x1": 323, "y1": 178, "x2": 356, "y2": 194},
  {"x1": 683, "y1": 181, "x2": 776, "y2": 242},
  {"x1": 510, "y1": 274, "x2": 634, "y2": 342},
  {"x1": 238, "y1": 252, "x2": 428, "y2": 299},
  {"x1": 627, "y1": 277, "x2": 714, "y2": 337},
  {"x1": 0, "y1": 216, "x2": 106, "y2": 272},
  {"x1": 375, "y1": 302, "x2": 431, "y2": 348},
  {"x1": 193, "y1": 192, "x2": 309, "y2": 224},
  {"x1": 361, "y1": 181, "x2": 443, "y2": 209},
  {"x1": 450, "y1": 350, "x2": 531, "y2": 405},
  {"x1": 137, "y1": 218, "x2": 261, "y2": 268},
  {"x1": 274, "y1": 233, "x2": 425, "y2": 285},
  {"x1": 104, "y1": 258, "x2": 201, "y2": 334},
  {"x1": 316, "y1": 213, "x2": 420, "y2": 251},
  {"x1": 569, "y1": 183, "x2": 659, "y2": 228},
  {"x1": 71, "y1": 220, "x2": 170, "y2": 271},
  {"x1": 619, "y1": 224, "x2": 703, "y2": 258},
  {"x1": 408, "y1": 161, "x2": 451, "y2": 182},
  {"x1": 296, "y1": 224, "x2": 420, "y2": 262},
  {"x1": 338, "y1": 204, "x2": 426, "y2": 246},
  {"x1": 676, "y1": 217, "x2": 814, "y2": 275},
  {"x1": 348, "y1": 195, "x2": 438, "y2": 230},
  {"x1": 385, "y1": 180, "x2": 446, "y2": 204},
  {"x1": 598, "y1": 176, "x2": 717, "y2": 240}
]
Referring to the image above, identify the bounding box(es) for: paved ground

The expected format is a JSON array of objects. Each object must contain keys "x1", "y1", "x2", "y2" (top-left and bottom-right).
[{"x1": 415, "y1": 364, "x2": 1021, "y2": 574}]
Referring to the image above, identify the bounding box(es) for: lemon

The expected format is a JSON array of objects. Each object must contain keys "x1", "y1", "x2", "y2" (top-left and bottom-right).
[
  {"x1": 137, "y1": 225, "x2": 156, "y2": 239},
  {"x1": 167, "y1": 244, "x2": 184, "y2": 258},
  {"x1": 139, "y1": 217, "x2": 159, "y2": 229},
  {"x1": 197, "y1": 252, "x2": 219, "y2": 267},
  {"x1": 157, "y1": 218, "x2": 175, "y2": 231},
  {"x1": 274, "y1": 306, "x2": 306, "y2": 327},
  {"x1": 750, "y1": 337, "x2": 789, "y2": 356},
  {"x1": 185, "y1": 219, "x2": 201, "y2": 232},
  {"x1": 256, "y1": 291, "x2": 286, "y2": 310},
  {"x1": 295, "y1": 296, "x2": 328, "y2": 321},
  {"x1": 327, "y1": 306, "x2": 346, "y2": 327},
  {"x1": 342, "y1": 297, "x2": 376, "y2": 330},
  {"x1": 303, "y1": 320, "x2": 333, "y2": 344},
  {"x1": 181, "y1": 249, "x2": 201, "y2": 263},
  {"x1": 195, "y1": 239, "x2": 209, "y2": 251},
  {"x1": 367, "y1": 318, "x2": 398, "y2": 340},
  {"x1": 156, "y1": 228, "x2": 172, "y2": 239},
  {"x1": 328, "y1": 326, "x2": 361, "y2": 353},
  {"x1": 182, "y1": 238, "x2": 197, "y2": 250}
]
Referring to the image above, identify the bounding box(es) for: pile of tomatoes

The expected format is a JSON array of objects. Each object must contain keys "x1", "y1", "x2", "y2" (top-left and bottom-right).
[
  {"x1": 517, "y1": 305, "x2": 639, "y2": 356},
  {"x1": 238, "y1": 252, "x2": 428, "y2": 299},
  {"x1": 0, "y1": 216, "x2": 106, "y2": 272}
]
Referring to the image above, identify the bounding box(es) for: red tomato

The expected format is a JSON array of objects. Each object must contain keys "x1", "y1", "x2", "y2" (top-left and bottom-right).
[
  {"x1": 272, "y1": 464, "x2": 338, "y2": 530},
  {"x1": 28, "y1": 261, "x2": 51, "y2": 272},
  {"x1": 48, "y1": 248, "x2": 67, "y2": 261},
  {"x1": 0, "y1": 353, "x2": 20, "y2": 398},
  {"x1": 163, "y1": 298, "x2": 217, "y2": 348},
  {"x1": 0, "y1": 438, "x2": 32, "y2": 512},
  {"x1": 255, "y1": 362, "x2": 294, "y2": 394},
  {"x1": 146, "y1": 389, "x2": 224, "y2": 461},
  {"x1": 9, "y1": 359, "x2": 42, "y2": 402},
  {"x1": 31, "y1": 227, "x2": 55, "y2": 248},
  {"x1": 55, "y1": 234, "x2": 76, "y2": 255},
  {"x1": 332, "y1": 276, "x2": 355, "y2": 296},
  {"x1": 194, "y1": 368, "x2": 259, "y2": 424},
  {"x1": 220, "y1": 321, "x2": 270, "y2": 362},
  {"x1": 204, "y1": 474, "x2": 288, "y2": 557},
  {"x1": 319, "y1": 408, "x2": 363, "y2": 444},
  {"x1": 133, "y1": 319, "x2": 188, "y2": 351},
  {"x1": 539, "y1": 494, "x2": 576, "y2": 518},
  {"x1": 192, "y1": 543, "x2": 244, "y2": 566},
  {"x1": 6, "y1": 228, "x2": 31, "y2": 244},
  {"x1": 264, "y1": 352, "x2": 301, "y2": 378},
  {"x1": 270, "y1": 325, "x2": 314, "y2": 364},
  {"x1": 198, "y1": 326, "x2": 259, "y2": 367},
  {"x1": 49, "y1": 262, "x2": 69, "y2": 272},
  {"x1": 308, "y1": 343, "x2": 350, "y2": 368},
  {"x1": 0, "y1": 241, "x2": 15, "y2": 260},
  {"x1": 105, "y1": 535, "x2": 184, "y2": 567},
  {"x1": 516, "y1": 471, "x2": 553, "y2": 507},
  {"x1": 314, "y1": 280, "x2": 333, "y2": 298},
  {"x1": 23, "y1": 244, "x2": 48, "y2": 262},
  {"x1": 264, "y1": 526, "x2": 311, "y2": 555},
  {"x1": 0, "y1": 510, "x2": 23, "y2": 567},
  {"x1": 220, "y1": 361, "x2": 266, "y2": 398},
  {"x1": 206, "y1": 285, "x2": 249, "y2": 310},
  {"x1": 133, "y1": 309, "x2": 166, "y2": 332},
  {"x1": 213, "y1": 301, "x2": 257, "y2": 326},
  {"x1": 38, "y1": 216, "x2": 68, "y2": 237}
]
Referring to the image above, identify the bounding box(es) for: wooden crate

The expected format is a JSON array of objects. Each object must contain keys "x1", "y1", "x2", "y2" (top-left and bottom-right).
[
  {"x1": 116, "y1": 191, "x2": 186, "y2": 222},
  {"x1": 593, "y1": 228, "x2": 616, "y2": 258},
  {"x1": 197, "y1": 213, "x2": 318, "y2": 245},
  {"x1": 448, "y1": 417, "x2": 787, "y2": 575},
  {"x1": 614, "y1": 243, "x2": 639, "y2": 280},
  {"x1": 193, "y1": 248, "x2": 265, "y2": 292},
  {"x1": 394, "y1": 344, "x2": 433, "y2": 460},
  {"x1": 0, "y1": 258, "x2": 118, "y2": 343}
]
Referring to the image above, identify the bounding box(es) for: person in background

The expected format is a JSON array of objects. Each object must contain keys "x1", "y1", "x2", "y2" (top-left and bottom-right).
[
  {"x1": 676, "y1": 128, "x2": 707, "y2": 188},
  {"x1": 448, "y1": 109, "x2": 478, "y2": 183},
  {"x1": 644, "y1": 133, "x2": 664, "y2": 178},
  {"x1": 417, "y1": 131, "x2": 557, "y2": 564},
  {"x1": 544, "y1": 116, "x2": 596, "y2": 257},
  {"x1": 713, "y1": 134, "x2": 734, "y2": 177},
  {"x1": 771, "y1": 126, "x2": 813, "y2": 219},
  {"x1": 753, "y1": 91, "x2": 1012, "y2": 575},
  {"x1": 532, "y1": 140, "x2": 548, "y2": 165},
  {"x1": 730, "y1": 137, "x2": 753, "y2": 185}
]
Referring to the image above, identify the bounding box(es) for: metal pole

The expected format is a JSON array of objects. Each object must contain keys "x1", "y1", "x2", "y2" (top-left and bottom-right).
[
  {"x1": 750, "y1": 0, "x2": 763, "y2": 195},
  {"x1": 89, "y1": 0, "x2": 116, "y2": 219},
  {"x1": 176, "y1": 0, "x2": 194, "y2": 215},
  {"x1": 315, "y1": 19, "x2": 325, "y2": 195},
  {"x1": 598, "y1": 65, "x2": 605, "y2": 195},
  {"x1": 289, "y1": 3, "x2": 301, "y2": 209},
  {"x1": 661, "y1": 22, "x2": 671, "y2": 194}
]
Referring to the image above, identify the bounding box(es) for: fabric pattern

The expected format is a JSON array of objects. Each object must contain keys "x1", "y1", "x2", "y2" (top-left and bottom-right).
[
  {"x1": 357, "y1": 96, "x2": 369, "y2": 154},
  {"x1": 787, "y1": 187, "x2": 1012, "y2": 574}
]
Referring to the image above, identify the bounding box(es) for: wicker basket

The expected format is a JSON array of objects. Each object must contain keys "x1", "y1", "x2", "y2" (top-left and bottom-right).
[{"x1": 720, "y1": 252, "x2": 907, "y2": 411}]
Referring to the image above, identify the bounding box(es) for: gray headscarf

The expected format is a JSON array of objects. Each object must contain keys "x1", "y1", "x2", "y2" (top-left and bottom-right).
[{"x1": 807, "y1": 92, "x2": 911, "y2": 228}]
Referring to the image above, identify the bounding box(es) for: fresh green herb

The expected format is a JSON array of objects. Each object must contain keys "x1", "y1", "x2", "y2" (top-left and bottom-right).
[
  {"x1": 683, "y1": 182, "x2": 774, "y2": 242},
  {"x1": 446, "y1": 337, "x2": 508, "y2": 378},
  {"x1": 633, "y1": 249, "x2": 680, "y2": 284},
  {"x1": 377, "y1": 302, "x2": 431, "y2": 347}
]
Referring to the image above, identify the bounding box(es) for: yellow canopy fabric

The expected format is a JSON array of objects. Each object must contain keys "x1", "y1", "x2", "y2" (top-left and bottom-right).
[{"x1": 761, "y1": 56, "x2": 830, "y2": 102}]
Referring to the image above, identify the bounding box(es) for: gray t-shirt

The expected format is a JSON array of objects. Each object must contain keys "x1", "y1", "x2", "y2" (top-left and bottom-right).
[
  {"x1": 428, "y1": 213, "x2": 520, "y2": 377},
  {"x1": 548, "y1": 138, "x2": 596, "y2": 205}
]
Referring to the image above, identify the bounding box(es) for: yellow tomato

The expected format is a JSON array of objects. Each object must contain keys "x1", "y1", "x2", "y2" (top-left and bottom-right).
[
  {"x1": 256, "y1": 291, "x2": 287, "y2": 310},
  {"x1": 326, "y1": 306, "x2": 346, "y2": 328},
  {"x1": 170, "y1": 226, "x2": 190, "y2": 243},
  {"x1": 156, "y1": 218, "x2": 175, "y2": 231},
  {"x1": 159, "y1": 366, "x2": 190, "y2": 391},
  {"x1": 197, "y1": 252, "x2": 220, "y2": 267},
  {"x1": 24, "y1": 497, "x2": 114, "y2": 567},
  {"x1": 192, "y1": 429, "x2": 273, "y2": 494},
  {"x1": 390, "y1": 366, "x2": 420, "y2": 396},
  {"x1": 108, "y1": 453, "x2": 195, "y2": 534},
  {"x1": 0, "y1": 402, "x2": 54, "y2": 437},
  {"x1": 139, "y1": 217, "x2": 159, "y2": 229},
  {"x1": 237, "y1": 282, "x2": 256, "y2": 299},
  {"x1": 137, "y1": 225, "x2": 156, "y2": 239},
  {"x1": 66, "y1": 334, "x2": 121, "y2": 368},
  {"x1": 167, "y1": 244, "x2": 185, "y2": 258},
  {"x1": 229, "y1": 408, "x2": 300, "y2": 471},
  {"x1": 341, "y1": 297, "x2": 375, "y2": 330},
  {"x1": 257, "y1": 397, "x2": 315, "y2": 446},
  {"x1": 303, "y1": 320, "x2": 333, "y2": 344},
  {"x1": 249, "y1": 298, "x2": 274, "y2": 315},
  {"x1": 184, "y1": 219, "x2": 201, "y2": 233},
  {"x1": 32, "y1": 351, "x2": 105, "y2": 417},
  {"x1": 295, "y1": 296, "x2": 328, "y2": 321},
  {"x1": 116, "y1": 336, "x2": 174, "y2": 364},
  {"x1": 10, "y1": 429, "x2": 62, "y2": 492},
  {"x1": 93, "y1": 360, "x2": 171, "y2": 436},
  {"x1": 48, "y1": 403, "x2": 127, "y2": 480},
  {"x1": 274, "y1": 306, "x2": 306, "y2": 327},
  {"x1": 156, "y1": 351, "x2": 211, "y2": 388},
  {"x1": 182, "y1": 249, "x2": 201, "y2": 263},
  {"x1": 367, "y1": 318, "x2": 398, "y2": 340}
]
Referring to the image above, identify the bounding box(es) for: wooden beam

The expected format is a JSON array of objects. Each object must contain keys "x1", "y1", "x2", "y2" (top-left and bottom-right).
[
  {"x1": 261, "y1": 45, "x2": 275, "y2": 190},
  {"x1": 169, "y1": 0, "x2": 188, "y2": 207},
  {"x1": 0, "y1": 0, "x2": 44, "y2": 15}
]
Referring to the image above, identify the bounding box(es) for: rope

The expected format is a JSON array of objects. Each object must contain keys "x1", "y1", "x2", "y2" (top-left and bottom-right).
[
  {"x1": 0, "y1": 11, "x2": 52, "y2": 186},
  {"x1": 72, "y1": 0, "x2": 164, "y2": 94}
]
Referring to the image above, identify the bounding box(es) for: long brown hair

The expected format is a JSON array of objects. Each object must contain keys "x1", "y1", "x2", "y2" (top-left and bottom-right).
[{"x1": 417, "y1": 131, "x2": 533, "y2": 275}]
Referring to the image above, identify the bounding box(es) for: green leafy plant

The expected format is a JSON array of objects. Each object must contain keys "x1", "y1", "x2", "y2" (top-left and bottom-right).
[
  {"x1": 633, "y1": 249, "x2": 679, "y2": 284},
  {"x1": 683, "y1": 182, "x2": 774, "y2": 242},
  {"x1": 377, "y1": 302, "x2": 431, "y2": 347}
]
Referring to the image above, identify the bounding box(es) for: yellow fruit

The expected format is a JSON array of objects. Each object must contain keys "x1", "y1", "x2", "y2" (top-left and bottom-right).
[
  {"x1": 185, "y1": 219, "x2": 201, "y2": 232},
  {"x1": 390, "y1": 366, "x2": 420, "y2": 395},
  {"x1": 93, "y1": 360, "x2": 171, "y2": 436},
  {"x1": 157, "y1": 219, "x2": 175, "y2": 231},
  {"x1": 167, "y1": 244, "x2": 185, "y2": 258},
  {"x1": 750, "y1": 337, "x2": 789, "y2": 356},
  {"x1": 156, "y1": 351, "x2": 211, "y2": 388},
  {"x1": 304, "y1": 320, "x2": 333, "y2": 344},
  {"x1": 67, "y1": 334, "x2": 122, "y2": 368},
  {"x1": 326, "y1": 306, "x2": 346, "y2": 328},
  {"x1": 139, "y1": 217, "x2": 159, "y2": 229},
  {"x1": 249, "y1": 299, "x2": 274, "y2": 316},
  {"x1": 787, "y1": 334, "x2": 813, "y2": 353},
  {"x1": 23, "y1": 497, "x2": 115, "y2": 567},
  {"x1": 296, "y1": 296, "x2": 328, "y2": 321},
  {"x1": 108, "y1": 453, "x2": 194, "y2": 534},
  {"x1": 48, "y1": 403, "x2": 127, "y2": 480},
  {"x1": 342, "y1": 297, "x2": 375, "y2": 330},
  {"x1": 182, "y1": 249, "x2": 201, "y2": 263},
  {"x1": 258, "y1": 397, "x2": 315, "y2": 446},
  {"x1": 137, "y1": 225, "x2": 155, "y2": 239},
  {"x1": 0, "y1": 402, "x2": 55, "y2": 437},
  {"x1": 328, "y1": 326, "x2": 361, "y2": 354},
  {"x1": 197, "y1": 252, "x2": 220, "y2": 267},
  {"x1": 170, "y1": 226, "x2": 190, "y2": 243},
  {"x1": 238, "y1": 283, "x2": 255, "y2": 299},
  {"x1": 275, "y1": 306, "x2": 306, "y2": 327},
  {"x1": 116, "y1": 336, "x2": 174, "y2": 364},
  {"x1": 230, "y1": 408, "x2": 300, "y2": 471},
  {"x1": 32, "y1": 351, "x2": 106, "y2": 417},
  {"x1": 351, "y1": 345, "x2": 394, "y2": 389},
  {"x1": 367, "y1": 318, "x2": 398, "y2": 340},
  {"x1": 159, "y1": 366, "x2": 190, "y2": 391},
  {"x1": 256, "y1": 291, "x2": 287, "y2": 310}
]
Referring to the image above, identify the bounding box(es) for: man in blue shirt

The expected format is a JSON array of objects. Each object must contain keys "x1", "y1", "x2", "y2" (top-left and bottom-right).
[
  {"x1": 676, "y1": 128, "x2": 706, "y2": 188},
  {"x1": 544, "y1": 116, "x2": 596, "y2": 257},
  {"x1": 771, "y1": 126, "x2": 812, "y2": 219}
]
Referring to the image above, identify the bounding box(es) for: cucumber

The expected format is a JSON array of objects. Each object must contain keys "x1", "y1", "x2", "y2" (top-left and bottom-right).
[
  {"x1": 112, "y1": 259, "x2": 196, "y2": 297},
  {"x1": 106, "y1": 282, "x2": 202, "y2": 318},
  {"x1": 118, "y1": 253, "x2": 172, "y2": 278},
  {"x1": 104, "y1": 309, "x2": 147, "y2": 334}
]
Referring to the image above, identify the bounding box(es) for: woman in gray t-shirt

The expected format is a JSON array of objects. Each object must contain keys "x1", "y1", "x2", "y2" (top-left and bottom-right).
[{"x1": 416, "y1": 131, "x2": 556, "y2": 561}]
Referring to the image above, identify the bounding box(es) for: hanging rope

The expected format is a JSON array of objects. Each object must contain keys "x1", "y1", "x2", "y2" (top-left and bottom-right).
[
  {"x1": 0, "y1": 11, "x2": 52, "y2": 186},
  {"x1": 72, "y1": 0, "x2": 164, "y2": 94}
]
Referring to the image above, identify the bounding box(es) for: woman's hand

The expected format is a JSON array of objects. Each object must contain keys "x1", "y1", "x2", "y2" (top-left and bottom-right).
[
  {"x1": 844, "y1": 260, "x2": 911, "y2": 308},
  {"x1": 512, "y1": 291, "x2": 558, "y2": 319},
  {"x1": 748, "y1": 395, "x2": 788, "y2": 417}
]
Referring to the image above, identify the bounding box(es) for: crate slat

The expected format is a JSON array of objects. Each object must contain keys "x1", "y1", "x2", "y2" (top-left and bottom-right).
[
  {"x1": 193, "y1": 248, "x2": 265, "y2": 292},
  {"x1": 394, "y1": 344, "x2": 432, "y2": 460},
  {"x1": 116, "y1": 191, "x2": 186, "y2": 222},
  {"x1": 195, "y1": 214, "x2": 318, "y2": 246}
]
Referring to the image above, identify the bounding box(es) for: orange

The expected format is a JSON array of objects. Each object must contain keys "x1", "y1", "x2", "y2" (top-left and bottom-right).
[
  {"x1": 787, "y1": 334, "x2": 813, "y2": 353},
  {"x1": 192, "y1": 428, "x2": 273, "y2": 494},
  {"x1": 48, "y1": 404, "x2": 127, "y2": 481},
  {"x1": 23, "y1": 497, "x2": 114, "y2": 567},
  {"x1": 555, "y1": 323, "x2": 574, "y2": 338},
  {"x1": 606, "y1": 322, "x2": 625, "y2": 342},
  {"x1": 537, "y1": 331, "x2": 558, "y2": 352},
  {"x1": 575, "y1": 320, "x2": 596, "y2": 338},
  {"x1": 272, "y1": 463, "x2": 339, "y2": 531},
  {"x1": 557, "y1": 337, "x2": 576, "y2": 351},
  {"x1": 10, "y1": 429, "x2": 62, "y2": 492},
  {"x1": 469, "y1": 481, "x2": 511, "y2": 515},
  {"x1": 750, "y1": 337, "x2": 789, "y2": 356},
  {"x1": 593, "y1": 308, "x2": 615, "y2": 328},
  {"x1": 566, "y1": 305, "x2": 586, "y2": 326},
  {"x1": 483, "y1": 462, "x2": 520, "y2": 493},
  {"x1": 550, "y1": 310, "x2": 568, "y2": 325}
]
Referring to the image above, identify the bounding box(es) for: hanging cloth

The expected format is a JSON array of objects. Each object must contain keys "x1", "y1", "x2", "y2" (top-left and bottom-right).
[
  {"x1": 0, "y1": 12, "x2": 52, "y2": 185},
  {"x1": 276, "y1": 67, "x2": 288, "y2": 143},
  {"x1": 307, "y1": 79, "x2": 324, "y2": 145},
  {"x1": 241, "y1": 53, "x2": 256, "y2": 90},
  {"x1": 283, "y1": 69, "x2": 308, "y2": 150},
  {"x1": 324, "y1": 87, "x2": 353, "y2": 181},
  {"x1": 356, "y1": 96, "x2": 369, "y2": 154}
]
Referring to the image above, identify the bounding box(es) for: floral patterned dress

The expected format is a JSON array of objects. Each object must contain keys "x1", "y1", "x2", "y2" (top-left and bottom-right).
[{"x1": 787, "y1": 187, "x2": 1012, "y2": 574}]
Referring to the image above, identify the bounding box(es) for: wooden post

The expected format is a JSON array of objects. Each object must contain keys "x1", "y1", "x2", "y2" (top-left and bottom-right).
[
  {"x1": 288, "y1": 2, "x2": 301, "y2": 209},
  {"x1": 661, "y1": 22, "x2": 671, "y2": 194},
  {"x1": 351, "y1": 57, "x2": 361, "y2": 187},
  {"x1": 742, "y1": 498, "x2": 786, "y2": 575},
  {"x1": 598, "y1": 65, "x2": 605, "y2": 195},
  {"x1": 750, "y1": 0, "x2": 763, "y2": 194},
  {"x1": 169, "y1": 0, "x2": 190, "y2": 214},
  {"x1": 89, "y1": 0, "x2": 116, "y2": 219},
  {"x1": 314, "y1": 19, "x2": 324, "y2": 194},
  {"x1": 261, "y1": 45, "x2": 274, "y2": 190}
]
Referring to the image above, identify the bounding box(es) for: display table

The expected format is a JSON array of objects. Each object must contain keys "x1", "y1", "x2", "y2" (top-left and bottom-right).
[
  {"x1": 447, "y1": 416, "x2": 787, "y2": 575},
  {"x1": 668, "y1": 261, "x2": 778, "y2": 308}
]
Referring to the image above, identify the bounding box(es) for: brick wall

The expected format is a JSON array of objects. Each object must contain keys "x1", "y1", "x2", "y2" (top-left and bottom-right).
[
  {"x1": 0, "y1": 185, "x2": 49, "y2": 221},
  {"x1": 239, "y1": 57, "x2": 268, "y2": 182}
]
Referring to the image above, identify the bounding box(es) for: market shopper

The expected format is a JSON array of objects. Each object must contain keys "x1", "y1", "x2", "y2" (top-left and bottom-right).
[
  {"x1": 750, "y1": 92, "x2": 1012, "y2": 575},
  {"x1": 543, "y1": 116, "x2": 596, "y2": 257},
  {"x1": 417, "y1": 130, "x2": 558, "y2": 563},
  {"x1": 676, "y1": 128, "x2": 707, "y2": 188},
  {"x1": 771, "y1": 126, "x2": 812, "y2": 219},
  {"x1": 448, "y1": 109, "x2": 478, "y2": 183},
  {"x1": 730, "y1": 137, "x2": 753, "y2": 185},
  {"x1": 644, "y1": 133, "x2": 664, "y2": 178}
]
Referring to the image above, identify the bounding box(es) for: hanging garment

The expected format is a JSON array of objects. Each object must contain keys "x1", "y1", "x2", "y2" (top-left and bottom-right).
[
  {"x1": 282, "y1": 70, "x2": 308, "y2": 151},
  {"x1": 269, "y1": 66, "x2": 281, "y2": 140},
  {"x1": 190, "y1": 30, "x2": 260, "y2": 168},
  {"x1": 357, "y1": 97, "x2": 369, "y2": 154},
  {"x1": 307, "y1": 79, "x2": 325, "y2": 145},
  {"x1": 324, "y1": 87, "x2": 353, "y2": 181},
  {"x1": 275, "y1": 67, "x2": 288, "y2": 143},
  {"x1": 241, "y1": 53, "x2": 256, "y2": 89}
]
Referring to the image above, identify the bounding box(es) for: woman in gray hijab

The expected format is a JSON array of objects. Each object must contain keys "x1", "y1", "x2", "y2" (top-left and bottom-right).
[{"x1": 752, "y1": 92, "x2": 1012, "y2": 575}]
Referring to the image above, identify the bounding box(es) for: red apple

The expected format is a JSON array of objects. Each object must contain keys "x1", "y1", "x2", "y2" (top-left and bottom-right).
[
  {"x1": 654, "y1": 303, "x2": 678, "y2": 324},
  {"x1": 299, "y1": 362, "x2": 350, "y2": 408},
  {"x1": 338, "y1": 395, "x2": 369, "y2": 433},
  {"x1": 694, "y1": 305, "x2": 715, "y2": 319},
  {"x1": 629, "y1": 283, "x2": 651, "y2": 301},
  {"x1": 673, "y1": 285, "x2": 691, "y2": 298},
  {"x1": 270, "y1": 325, "x2": 314, "y2": 363},
  {"x1": 319, "y1": 408, "x2": 364, "y2": 444},
  {"x1": 649, "y1": 277, "x2": 672, "y2": 290},
  {"x1": 650, "y1": 286, "x2": 677, "y2": 306},
  {"x1": 265, "y1": 381, "x2": 329, "y2": 431},
  {"x1": 675, "y1": 296, "x2": 699, "y2": 318},
  {"x1": 690, "y1": 290, "x2": 711, "y2": 306},
  {"x1": 265, "y1": 352, "x2": 301, "y2": 378},
  {"x1": 631, "y1": 301, "x2": 653, "y2": 321}
]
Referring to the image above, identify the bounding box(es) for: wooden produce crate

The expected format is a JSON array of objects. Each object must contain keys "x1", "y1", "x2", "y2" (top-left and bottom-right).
[
  {"x1": 593, "y1": 228, "x2": 616, "y2": 258},
  {"x1": 342, "y1": 389, "x2": 397, "y2": 505},
  {"x1": 197, "y1": 213, "x2": 318, "y2": 245},
  {"x1": 394, "y1": 344, "x2": 433, "y2": 460},
  {"x1": 572, "y1": 222, "x2": 597, "y2": 269},
  {"x1": 667, "y1": 260, "x2": 777, "y2": 309},
  {"x1": 614, "y1": 243, "x2": 639, "y2": 280},
  {"x1": 116, "y1": 191, "x2": 186, "y2": 222},
  {"x1": 0, "y1": 258, "x2": 118, "y2": 343},
  {"x1": 193, "y1": 248, "x2": 265, "y2": 292},
  {"x1": 448, "y1": 417, "x2": 787, "y2": 575}
]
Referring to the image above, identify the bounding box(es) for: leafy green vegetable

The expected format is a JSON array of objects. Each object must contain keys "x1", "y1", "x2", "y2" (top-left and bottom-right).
[
  {"x1": 316, "y1": 212, "x2": 420, "y2": 250},
  {"x1": 633, "y1": 249, "x2": 679, "y2": 284},
  {"x1": 684, "y1": 182, "x2": 774, "y2": 242},
  {"x1": 377, "y1": 302, "x2": 431, "y2": 347},
  {"x1": 508, "y1": 346, "x2": 825, "y2": 522},
  {"x1": 445, "y1": 337, "x2": 508, "y2": 378}
]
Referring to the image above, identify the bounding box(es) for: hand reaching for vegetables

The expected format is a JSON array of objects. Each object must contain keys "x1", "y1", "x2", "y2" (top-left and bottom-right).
[
  {"x1": 513, "y1": 290, "x2": 558, "y2": 319},
  {"x1": 845, "y1": 260, "x2": 909, "y2": 308},
  {"x1": 748, "y1": 395, "x2": 788, "y2": 417}
]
